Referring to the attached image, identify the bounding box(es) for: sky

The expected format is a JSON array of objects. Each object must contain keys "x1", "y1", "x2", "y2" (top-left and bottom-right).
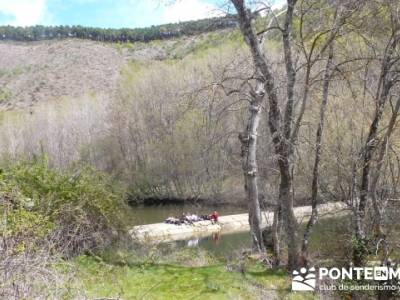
[{"x1": 0, "y1": 0, "x2": 284, "y2": 29}]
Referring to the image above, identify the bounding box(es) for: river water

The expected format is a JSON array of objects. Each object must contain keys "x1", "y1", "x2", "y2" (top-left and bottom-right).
[{"x1": 129, "y1": 204, "x2": 351, "y2": 260}]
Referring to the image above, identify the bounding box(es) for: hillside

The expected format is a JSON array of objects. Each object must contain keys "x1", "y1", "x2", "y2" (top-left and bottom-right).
[
  {"x1": 0, "y1": 28, "x2": 237, "y2": 111},
  {"x1": 0, "y1": 39, "x2": 123, "y2": 110}
]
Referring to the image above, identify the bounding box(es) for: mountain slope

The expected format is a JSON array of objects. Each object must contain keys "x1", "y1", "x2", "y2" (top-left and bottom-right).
[
  {"x1": 0, "y1": 39, "x2": 124, "y2": 110},
  {"x1": 0, "y1": 28, "x2": 237, "y2": 111}
]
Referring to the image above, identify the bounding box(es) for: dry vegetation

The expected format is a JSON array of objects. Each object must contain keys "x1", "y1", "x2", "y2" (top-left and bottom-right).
[
  {"x1": 0, "y1": 40, "x2": 124, "y2": 110},
  {"x1": 0, "y1": 29, "x2": 237, "y2": 110}
]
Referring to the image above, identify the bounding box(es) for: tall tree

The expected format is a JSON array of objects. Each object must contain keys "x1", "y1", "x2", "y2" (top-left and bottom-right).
[{"x1": 231, "y1": 0, "x2": 300, "y2": 270}]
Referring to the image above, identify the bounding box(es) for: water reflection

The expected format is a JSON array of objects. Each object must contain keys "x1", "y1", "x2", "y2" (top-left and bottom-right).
[
  {"x1": 160, "y1": 217, "x2": 351, "y2": 260},
  {"x1": 212, "y1": 232, "x2": 220, "y2": 245},
  {"x1": 171, "y1": 231, "x2": 252, "y2": 258}
]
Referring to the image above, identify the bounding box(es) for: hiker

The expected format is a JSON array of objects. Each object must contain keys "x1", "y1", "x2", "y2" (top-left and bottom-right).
[{"x1": 210, "y1": 211, "x2": 219, "y2": 223}]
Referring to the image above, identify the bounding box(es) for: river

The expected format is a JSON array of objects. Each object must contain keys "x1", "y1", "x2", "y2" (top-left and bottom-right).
[{"x1": 129, "y1": 204, "x2": 351, "y2": 260}]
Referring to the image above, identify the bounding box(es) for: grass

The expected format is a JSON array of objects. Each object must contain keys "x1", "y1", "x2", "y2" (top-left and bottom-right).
[
  {"x1": 71, "y1": 215, "x2": 353, "y2": 300},
  {"x1": 75, "y1": 253, "x2": 318, "y2": 300}
]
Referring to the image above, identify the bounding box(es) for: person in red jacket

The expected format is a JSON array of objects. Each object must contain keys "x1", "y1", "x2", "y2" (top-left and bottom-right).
[{"x1": 210, "y1": 211, "x2": 219, "y2": 223}]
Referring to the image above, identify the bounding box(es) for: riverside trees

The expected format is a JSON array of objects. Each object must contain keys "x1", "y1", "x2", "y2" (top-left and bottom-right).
[
  {"x1": 230, "y1": 0, "x2": 351, "y2": 270},
  {"x1": 230, "y1": 0, "x2": 400, "y2": 271}
]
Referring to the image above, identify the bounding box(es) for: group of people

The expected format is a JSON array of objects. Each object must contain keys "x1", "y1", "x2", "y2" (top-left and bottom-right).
[{"x1": 165, "y1": 211, "x2": 219, "y2": 225}]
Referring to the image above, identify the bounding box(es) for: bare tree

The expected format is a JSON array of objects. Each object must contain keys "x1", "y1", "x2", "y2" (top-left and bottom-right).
[
  {"x1": 231, "y1": 0, "x2": 301, "y2": 270},
  {"x1": 231, "y1": 0, "x2": 363, "y2": 269},
  {"x1": 370, "y1": 96, "x2": 400, "y2": 266},
  {"x1": 353, "y1": 25, "x2": 400, "y2": 266},
  {"x1": 301, "y1": 42, "x2": 335, "y2": 264},
  {"x1": 299, "y1": 2, "x2": 360, "y2": 264}
]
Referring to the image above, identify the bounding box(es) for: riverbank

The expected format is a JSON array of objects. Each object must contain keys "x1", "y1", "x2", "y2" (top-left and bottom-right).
[{"x1": 73, "y1": 211, "x2": 353, "y2": 299}]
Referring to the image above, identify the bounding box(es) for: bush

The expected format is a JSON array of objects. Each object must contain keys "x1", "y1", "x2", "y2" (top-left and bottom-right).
[{"x1": 0, "y1": 158, "x2": 128, "y2": 256}]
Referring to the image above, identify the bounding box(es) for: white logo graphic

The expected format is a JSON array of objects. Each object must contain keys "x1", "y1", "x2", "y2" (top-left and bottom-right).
[{"x1": 292, "y1": 267, "x2": 316, "y2": 291}]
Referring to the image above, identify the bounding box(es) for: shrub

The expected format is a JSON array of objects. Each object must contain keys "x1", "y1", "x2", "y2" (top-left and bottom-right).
[{"x1": 0, "y1": 158, "x2": 128, "y2": 256}]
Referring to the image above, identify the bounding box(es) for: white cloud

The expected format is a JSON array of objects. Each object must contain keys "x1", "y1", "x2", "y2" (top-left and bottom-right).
[
  {"x1": 0, "y1": 0, "x2": 48, "y2": 26},
  {"x1": 161, "y1": 0, "x2": 224, "y2": 24}
]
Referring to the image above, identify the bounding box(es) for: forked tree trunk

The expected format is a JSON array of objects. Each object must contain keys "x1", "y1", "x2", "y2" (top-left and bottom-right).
[
  {"x1": 231, "y1": 0, "x2": 300, "y2": 270},
  {"x1": 239, "y1": 80, "x2": 266, "y2": 253}
]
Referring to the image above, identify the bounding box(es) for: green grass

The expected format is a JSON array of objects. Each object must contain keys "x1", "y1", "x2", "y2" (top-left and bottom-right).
[{"x1": 75, "y1": 255, "x2": 318, "y2": 300}]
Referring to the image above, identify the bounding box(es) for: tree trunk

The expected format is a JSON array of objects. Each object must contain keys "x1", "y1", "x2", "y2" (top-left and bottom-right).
[
  {"x1": 271, "y1": 203, "x2": 282, "y2": 266},
  {"x1": 278, "y1": 158, "x2": 299, "y2": 270},
  {"x1": 239, "y1": 80, "x2": 265, "y2": 253},
  {"x1": 278, "y1": 0, "x2": 300, "y2": 271},
  {"x1": 301, "y1": 43, "x2": 334, "y2": 265}
]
